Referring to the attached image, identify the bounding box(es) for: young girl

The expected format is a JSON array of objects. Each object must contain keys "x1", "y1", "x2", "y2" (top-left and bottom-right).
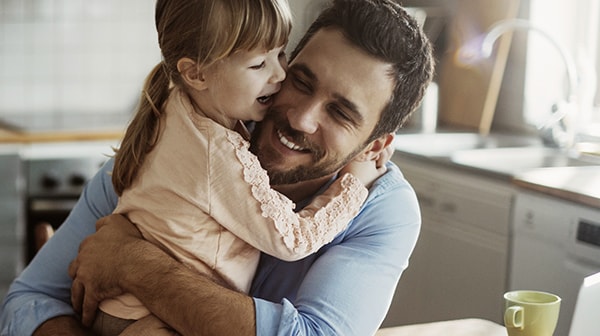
[{"x1": 93, "y1": 0, "x2": 371, "y2": 334}]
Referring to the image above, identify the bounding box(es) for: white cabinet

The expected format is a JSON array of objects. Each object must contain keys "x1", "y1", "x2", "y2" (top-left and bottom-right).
[{"x1": 382, "y1": 153, "x2": 514, "y2": 327}]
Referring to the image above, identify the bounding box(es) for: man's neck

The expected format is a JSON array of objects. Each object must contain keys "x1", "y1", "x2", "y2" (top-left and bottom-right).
[{"x1": 272, "y1": 174, "x2": 335, "y2": 204}]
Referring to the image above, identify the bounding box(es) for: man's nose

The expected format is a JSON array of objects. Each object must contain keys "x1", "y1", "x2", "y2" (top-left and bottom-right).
[{"x1": 287, "y1": 100, "x2": 320, "y2": 134}]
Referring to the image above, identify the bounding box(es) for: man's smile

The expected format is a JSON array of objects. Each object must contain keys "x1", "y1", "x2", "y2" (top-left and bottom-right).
[{"x1": 276, "y1": 129, "x2": 308, "y2": 152}]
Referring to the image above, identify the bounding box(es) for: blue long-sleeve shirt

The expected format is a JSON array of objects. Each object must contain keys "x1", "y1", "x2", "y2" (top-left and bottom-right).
[{"x1": 1, "y1": 158, "x2": 420, "y2": 336}]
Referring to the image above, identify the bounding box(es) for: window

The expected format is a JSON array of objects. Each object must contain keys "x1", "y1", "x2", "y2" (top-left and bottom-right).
[{"x1": 526, "y1": 0, "x2": 600, "y2": 142}]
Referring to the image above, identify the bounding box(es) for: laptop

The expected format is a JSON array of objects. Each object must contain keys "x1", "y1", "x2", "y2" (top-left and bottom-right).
[{"x1": 569, "y1": 271, "x2": 600, "y2": 335}]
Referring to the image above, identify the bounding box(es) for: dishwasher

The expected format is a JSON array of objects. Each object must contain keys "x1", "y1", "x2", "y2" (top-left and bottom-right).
[{"x1": 510, "y1": 191, "x2": 600, "y2": 336}]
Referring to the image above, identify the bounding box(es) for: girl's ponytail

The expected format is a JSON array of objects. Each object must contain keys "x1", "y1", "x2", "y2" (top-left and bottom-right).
[{"x1": 112, "y1": 63, "x2": 170, "y2": 195}]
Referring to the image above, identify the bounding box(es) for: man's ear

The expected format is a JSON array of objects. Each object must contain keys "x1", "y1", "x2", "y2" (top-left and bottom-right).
[
  {"x1": 354, "y1": 133, "x2": 395, "y2": 162},
  {"x1": 177, "y1": 58, "x2": 208, "y2": 91}
]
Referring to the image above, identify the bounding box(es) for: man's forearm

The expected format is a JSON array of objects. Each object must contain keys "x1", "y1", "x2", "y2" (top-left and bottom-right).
[
  {"x1": 33, "y1": 315, "x2": 93, "y2": 336},
  {"x1": 123, "y1": 238, "x2": 256, "y2": 336}
]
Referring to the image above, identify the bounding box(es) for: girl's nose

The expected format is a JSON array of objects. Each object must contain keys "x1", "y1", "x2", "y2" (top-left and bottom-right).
[{"x1": 270, "y1": 57, "x2": 287, "y2": 84}]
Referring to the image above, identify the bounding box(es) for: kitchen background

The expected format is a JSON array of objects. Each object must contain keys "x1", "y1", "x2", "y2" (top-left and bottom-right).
[
  {"x1": 1, "y1": 0, "x2": 599, "y2": 137},
  {"x1": 0, "y1": 0, "x2": 158, "y2": 131},
  {"x1": 1, "y1": 0, "x2": 600, "y2": 335}
]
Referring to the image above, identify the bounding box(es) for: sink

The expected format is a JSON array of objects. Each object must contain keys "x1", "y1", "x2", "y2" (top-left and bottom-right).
[
  {"x1": 394, "y1": 132, "x2": 542, "y2": 157},
  {"x1": 451, "y1": 147, "x2": 596, "y2": 175}
]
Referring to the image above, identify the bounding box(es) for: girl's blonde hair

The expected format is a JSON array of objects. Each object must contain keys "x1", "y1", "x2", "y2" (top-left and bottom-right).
[{"x1": 112, "y1": 0, "x2": 292, "y2": 195}]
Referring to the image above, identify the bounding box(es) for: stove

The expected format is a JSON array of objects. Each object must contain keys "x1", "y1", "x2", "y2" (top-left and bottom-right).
[{"x1": 21, "y1": 141, "x2": 117, "y2": 262}]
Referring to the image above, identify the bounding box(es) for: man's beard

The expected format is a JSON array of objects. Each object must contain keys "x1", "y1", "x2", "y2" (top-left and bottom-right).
[{"x1": 249, "y1": 118, "x2": 360, "y2": 185}]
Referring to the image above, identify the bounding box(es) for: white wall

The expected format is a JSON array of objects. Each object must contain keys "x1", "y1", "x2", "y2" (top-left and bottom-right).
[
  {"x1": 0, "y1": 0, "x2": 329, "y2": 131},
  {"x1": 287, "y1": 0, "x2": 329, "y2": 55},
  {"x1": 0, "y1": 0, "x2": 160, "y2": 130}
]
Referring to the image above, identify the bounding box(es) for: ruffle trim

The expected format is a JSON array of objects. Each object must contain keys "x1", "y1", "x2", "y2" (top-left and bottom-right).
[{"x1": 226, "y1": 131, "x2": 368, "y2": 253}]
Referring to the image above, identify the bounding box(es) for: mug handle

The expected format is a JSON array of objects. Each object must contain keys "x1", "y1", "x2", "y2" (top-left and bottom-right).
[{"x1": 504, "y1": 306, "x2": 524, "y2": 330}]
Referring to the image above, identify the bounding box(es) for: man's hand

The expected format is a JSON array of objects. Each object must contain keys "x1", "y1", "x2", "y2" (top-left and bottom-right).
[{"x1": 68, "y1": 214, "x2": 143, "y2": 327}]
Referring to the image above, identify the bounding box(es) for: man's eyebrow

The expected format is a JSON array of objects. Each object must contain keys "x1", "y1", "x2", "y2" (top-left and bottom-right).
[{"x1": 290, "y1": 63, "x2": 318, "y2": 83}]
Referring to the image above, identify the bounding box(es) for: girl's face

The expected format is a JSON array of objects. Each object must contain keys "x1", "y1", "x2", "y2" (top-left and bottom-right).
[{"x1": 202, "y1": 45, "x2": 287, "y2": 122}]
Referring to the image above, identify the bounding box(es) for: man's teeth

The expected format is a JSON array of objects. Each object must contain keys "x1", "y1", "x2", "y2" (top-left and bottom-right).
[{"x1": 277, "y1": 130, "x2": 305, "y2": 151}]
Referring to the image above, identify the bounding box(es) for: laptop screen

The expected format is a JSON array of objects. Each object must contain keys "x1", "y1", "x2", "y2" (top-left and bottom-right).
[{"x1": 569, "y1": 271, "x2": 600, "y2": 336}]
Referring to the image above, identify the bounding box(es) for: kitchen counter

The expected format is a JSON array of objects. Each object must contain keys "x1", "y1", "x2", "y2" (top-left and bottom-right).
[
  {"x1": 394, "y1": 132, "x2": 600, "y2": 209},
  {"x1": 0, "y1": 128, "x2": 124, "y2": 143},
  {"x1": 377, "y1": 318, "x2": 506, "y2": 336},
  {"x1": 513, "y1": 166, "x2": 600, "y2": 209}
]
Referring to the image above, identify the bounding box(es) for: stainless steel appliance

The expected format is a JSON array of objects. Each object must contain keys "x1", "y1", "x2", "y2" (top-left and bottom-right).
[
  {"x1": 510, "y1": 191, "x2": 600, "y2": 336},
  {"x1": 21, "y1": 142, "x2": 116, "y2": 262}
]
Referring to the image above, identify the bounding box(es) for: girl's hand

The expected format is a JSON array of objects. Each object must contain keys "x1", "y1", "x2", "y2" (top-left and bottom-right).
[{"x1": 340, "y1": 157, "x2": 387, "y2": 189}]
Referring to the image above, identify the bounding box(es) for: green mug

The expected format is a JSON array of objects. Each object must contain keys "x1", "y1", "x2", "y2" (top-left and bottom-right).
[{"x1": 504, "y1": 290, "x2": 561, "y2": 336}]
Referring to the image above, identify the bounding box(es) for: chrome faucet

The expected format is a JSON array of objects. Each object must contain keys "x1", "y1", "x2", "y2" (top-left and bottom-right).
[{"x1": 481, "y1": 18, "x2": 579, "y2": 148}]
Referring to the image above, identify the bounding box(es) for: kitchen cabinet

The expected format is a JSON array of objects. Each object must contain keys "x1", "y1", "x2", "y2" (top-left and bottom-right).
[{"x1": 382, "y1": 153, "x2": 514, "y2": 327}]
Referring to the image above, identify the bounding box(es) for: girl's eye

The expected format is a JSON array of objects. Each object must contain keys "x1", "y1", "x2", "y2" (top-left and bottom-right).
[{"x1": 250, "y1": 61, "x2": 265, "y2": 70}]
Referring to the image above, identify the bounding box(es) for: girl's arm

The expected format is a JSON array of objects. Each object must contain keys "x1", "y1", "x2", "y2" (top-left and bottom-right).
[{"x1": 207, "y1": 130, "x2": 368, "y2": 261}]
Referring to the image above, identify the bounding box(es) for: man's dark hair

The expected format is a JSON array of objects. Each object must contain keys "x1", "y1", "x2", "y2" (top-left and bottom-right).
[{"x1": 290, "y1": 0, "x2": 435, "y2": 142}]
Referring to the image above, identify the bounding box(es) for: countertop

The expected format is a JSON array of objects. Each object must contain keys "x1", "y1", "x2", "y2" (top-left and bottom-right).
[
  {"x1": 513, "y1": 166, "x2": 600, "y2": 209},
  {"x1": 376, "y1": 318, "x2": 506, "y2": 336},
  {"x1": 393, "y1": 132, "x2": 600, "y2": 209},
  {"x1": 0, "y1": 128, "x2": 124, "y2": 143}
]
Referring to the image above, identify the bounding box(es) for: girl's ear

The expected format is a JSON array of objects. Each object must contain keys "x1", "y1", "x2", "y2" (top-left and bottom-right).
[
  {"x1": 354, "y1": 133, "x2": 395, "y2": 162},
  {"x1": 177, "y1": 58, "x2": 208, "y2": 91}
]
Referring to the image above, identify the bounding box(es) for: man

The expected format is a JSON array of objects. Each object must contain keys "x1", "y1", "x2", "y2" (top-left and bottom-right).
[{"x1": 1, "y1": 0, "x2": 434, "y2": 335}]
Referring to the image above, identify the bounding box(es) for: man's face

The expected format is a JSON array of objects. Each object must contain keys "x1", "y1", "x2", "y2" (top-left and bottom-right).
[{"x1": 251, "y1": 28, "x2": 394, "y2": 185}]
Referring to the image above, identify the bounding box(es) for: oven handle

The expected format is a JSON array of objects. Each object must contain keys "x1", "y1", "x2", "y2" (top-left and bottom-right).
[{"x1": 30, "y1": 199, "x2": 78, "y2": 212}]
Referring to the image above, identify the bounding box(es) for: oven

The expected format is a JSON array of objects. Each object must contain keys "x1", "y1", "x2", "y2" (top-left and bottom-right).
[{"x1": 22, "y1": 142, "x2": 116, "y2": 262}]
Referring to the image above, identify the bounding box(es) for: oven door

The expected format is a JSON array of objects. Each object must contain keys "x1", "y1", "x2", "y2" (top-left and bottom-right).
[{"x1": 26, "y1": 196, "x2": 78, "y2": 262}]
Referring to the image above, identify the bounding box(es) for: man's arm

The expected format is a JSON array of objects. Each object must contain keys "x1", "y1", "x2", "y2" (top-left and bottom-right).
[
  {"x1": 0, "y1": 160, "x2": 118, "y2": 336},
  {"x1": 252, "y1": 164, "x2": 421, "y2": 335},
  {"x1": 69, "y1": 163, "x2": 421, "y2": 335},
  {"x1": 69, "y1": 214, "x2": 256, "y2": 336}
]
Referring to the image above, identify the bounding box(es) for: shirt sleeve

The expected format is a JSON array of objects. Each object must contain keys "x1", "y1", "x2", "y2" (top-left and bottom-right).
[
  {"x1": 208, "y1": 129, "x2": 368, "y2": 261},
  {"x1": 0, "y1": 160, "x2": 118, "y2": 336},
  {"x1": 253, "y1": 164, "x2": 422, "y2": 335}
]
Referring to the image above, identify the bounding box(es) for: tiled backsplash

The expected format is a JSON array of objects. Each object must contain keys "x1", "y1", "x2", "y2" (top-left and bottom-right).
[{"x1": 0, "y1": 0, "x2": 161, "y2": 130}]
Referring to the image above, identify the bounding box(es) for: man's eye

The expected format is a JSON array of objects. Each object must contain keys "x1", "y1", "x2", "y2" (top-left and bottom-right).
[
  {"x1": 328, "y1": 105, "x2": 353, "y2": 124},
  {"x1": 292, "y1": 76, "x2": 311, "y2": 93},
  {"x1": 250, "y1": 61, "x2": 265, "y2": 70}
]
